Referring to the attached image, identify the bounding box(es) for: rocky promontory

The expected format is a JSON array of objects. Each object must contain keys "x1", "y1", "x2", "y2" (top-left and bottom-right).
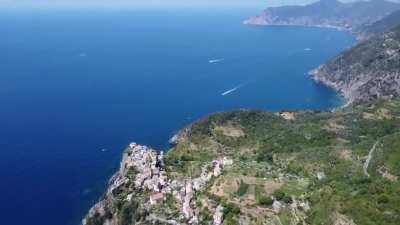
[
  {"x1": 310, "y1": 25, "x2": 400, "y2": 105},
  {"x1": 244, "y1": 0, "x2": 400, "y2": 39},
  {"x1": 84, "y1": 142, "x2": 233, "y2": 225}
]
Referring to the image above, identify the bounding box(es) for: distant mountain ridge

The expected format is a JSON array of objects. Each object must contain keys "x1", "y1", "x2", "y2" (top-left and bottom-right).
[
  {"x1": 244, "y1": 0, "x2": 400, "y2": 38},
  {"x1": 357, "y1": 9, "x2": 400, "y2": 39}
]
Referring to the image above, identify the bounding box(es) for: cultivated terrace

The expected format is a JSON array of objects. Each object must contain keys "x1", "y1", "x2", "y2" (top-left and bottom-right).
[{"x1": 85, "y1": 99, "x2": 400, "y2": 225}]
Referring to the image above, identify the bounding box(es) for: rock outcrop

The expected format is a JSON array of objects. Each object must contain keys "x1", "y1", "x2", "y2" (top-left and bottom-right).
[
  {"x1": 311, "y1": 25, "x2": 400, "y2": 105},
  {"x1": 213, "y1": 205, "x2": 224, "y2": 225},
  {"x1": 83, "y1": 143, "x2": 169, "y2": 225}
]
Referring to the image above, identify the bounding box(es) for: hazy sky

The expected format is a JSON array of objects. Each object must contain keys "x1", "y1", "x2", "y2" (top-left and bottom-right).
[
  {"x1": 1, "y1": 0, "x2": 399, "y2": 11},
  {"x1": 0, "y1": 0, "x2": 321, "y2": 11}
]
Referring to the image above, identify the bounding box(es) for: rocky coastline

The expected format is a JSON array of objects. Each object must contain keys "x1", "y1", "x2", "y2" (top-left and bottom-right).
[
  {"x1": 243, "y1": 0, "x2": 400, "y2": 40},
  {"x1": 242, "y1": 1, "x2": 400, "y2": 107},
  {"x1": 309, "y1": 68, "x2": 355, "y2": 107},
  {"x1": 243, "y1": 15, "x2": 351, "y2": 33},
  {"x1": 309, "y1": 26, "x2": 400, "y2": 106},
  {"x1": 168, "y1": 128, "x2": 189, "y2": 146}
]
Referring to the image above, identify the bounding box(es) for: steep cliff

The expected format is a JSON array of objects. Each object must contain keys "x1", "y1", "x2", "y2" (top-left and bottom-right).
[{"x1": 311, "y1": 25, "x2": 400, "y2": 105}]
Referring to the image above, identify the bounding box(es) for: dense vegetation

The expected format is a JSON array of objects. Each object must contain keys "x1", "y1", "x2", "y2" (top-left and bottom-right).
[
  {"x1": 165, "y1": 99, "x2": 400, "y2": 225},
  {"x1": 86, "y1": 98, "x2": 400, "y2": 225}
]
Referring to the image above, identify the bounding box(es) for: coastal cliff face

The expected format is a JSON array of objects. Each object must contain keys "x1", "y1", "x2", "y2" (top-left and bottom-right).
[
  {"x1": 83, "y1": 144, "x2": 162, "y2": 225},
  {"x1": 311, "y1": 25, "x2": 400, "y2": 105},
  {"x1": 84, "y1": 102, "x2": 400, "y2": 225},
  {"x1": 244, "y1": 1, "x2": 400, "y2": 105},
  {"x1": 244, "y1": 0, "x2": 400, "y2": 37}
]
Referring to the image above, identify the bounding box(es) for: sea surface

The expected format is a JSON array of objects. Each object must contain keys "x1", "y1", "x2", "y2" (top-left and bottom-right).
[{"x1": 0, "y1": 9, "x2": 355, "y2": 225}]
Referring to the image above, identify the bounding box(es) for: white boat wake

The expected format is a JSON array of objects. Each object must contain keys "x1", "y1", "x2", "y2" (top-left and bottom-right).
[
  {"x1": 209, "y1": 58, "x2": 223, "y2": 64},
  {"x1": 221, "y1": 84, "x2": 244, "y2": 96},
  {"x1": 304, "y1": 48, "x2": 312, "y2": 51},
  {"x1": 221, "y1": 88, "x2": 238, "y2": 96}
]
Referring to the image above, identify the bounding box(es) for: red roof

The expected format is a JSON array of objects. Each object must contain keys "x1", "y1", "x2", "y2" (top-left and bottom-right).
[{"x1": 151, "y1": 193, "x2": 164, "y2": 201}]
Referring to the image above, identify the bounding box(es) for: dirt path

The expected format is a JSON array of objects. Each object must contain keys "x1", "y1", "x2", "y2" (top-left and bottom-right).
[
  {"x1": 363, "y1": 141, "x2": 380, "y2": 177},
  {"x1": 148, "y1": 214, "x2": 181, "y2": 225}
]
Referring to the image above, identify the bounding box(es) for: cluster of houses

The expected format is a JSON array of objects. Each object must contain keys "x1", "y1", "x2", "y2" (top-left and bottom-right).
[
  {"x1": 125, "y1": 143, "x2": 171, "y2": 204},
  {"x1": 86, "y1": 142, "x2": 311, "y2": 225},
  {"x1": 177, "y1": 157, "x2": 233, "y2": 224},
  {"x1": 125, "y1": 142, "x2": 233, "y2": 225}
]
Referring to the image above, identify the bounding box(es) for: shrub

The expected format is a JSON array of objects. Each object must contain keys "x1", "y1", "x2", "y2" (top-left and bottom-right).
[
  {"x1": 282, "y1": 195, "x2": 292, "y2": 204},
  {"x1": 273, "y1": 189, "x2": 286, "y2": 201},
  {"x1": 287, "y1": 162, "x2": 303, "y2": 175},
  {"x1": 202, "y1": 208, "x2": 213, "y2": 222},
  {"x1": 236, "y1": 180, "x2": 249, "y2": 197},
  {"x1": 223, "y1": 202, "x2": 240, "y2": 216},
  {"x1": 377, "y1": 194, "x2": 390, "y2": 204},
  {"x1": 85, "y1": 212, "x2": 105, "y2": 225},
  {"x1": 119, "y1": 200, "x2": 141, "y2": 225},
  {"x1": 208, "y1": 194, "x2": 222, "y2": 203},
  {"x1": 257, "y1": 196, "x2": 273, "y2": 206},
  {"x1": 256, "y1": 151, "x2": 273, "y2": 163}
]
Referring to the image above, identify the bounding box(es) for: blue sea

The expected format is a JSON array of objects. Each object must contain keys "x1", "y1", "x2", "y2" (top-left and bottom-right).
[{"x1": 0, "y1": 9, "x2": 355, "y2": 225}]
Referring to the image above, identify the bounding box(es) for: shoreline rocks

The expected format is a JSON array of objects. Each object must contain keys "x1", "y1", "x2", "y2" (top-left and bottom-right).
[
  {"x1": 309, "y1": 27, "x2": 400, "y2": 105},
  {"x1": 169, "y1": 128, "x2": 189, "y2": 146}
]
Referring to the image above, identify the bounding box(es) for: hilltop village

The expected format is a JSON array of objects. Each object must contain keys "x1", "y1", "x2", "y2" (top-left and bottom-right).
[{"x1": 85, "y1": 143, "x2": 234, "y2": 225}]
